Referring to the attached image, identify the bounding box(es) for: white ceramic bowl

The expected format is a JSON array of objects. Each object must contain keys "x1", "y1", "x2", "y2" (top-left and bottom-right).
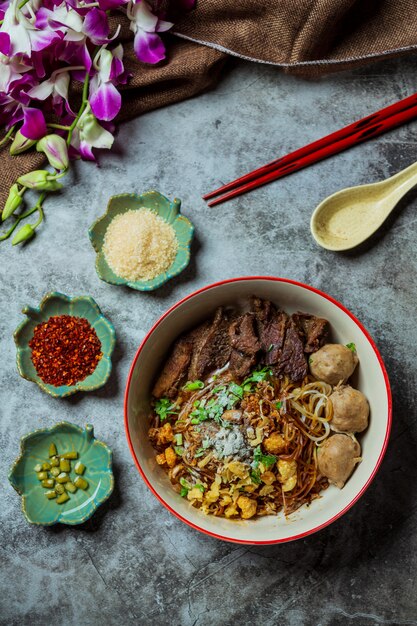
[{"x1": 124, "y1": 277, "x2": 391, "y2": 544}]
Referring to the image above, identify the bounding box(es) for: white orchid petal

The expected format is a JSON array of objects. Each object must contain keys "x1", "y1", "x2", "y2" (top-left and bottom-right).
[
  {"x1": 0, "y1": 64, "x2": 12, "y2": 92},
  {"x1": 10, "y1": 22, "x2": 31, "y2": 55},
  {"x1": 156, "y1": 18, "x2": 173, "y2": 33},
  {"x1": 133, "y1": 0, "x2": 158, "y2": 33},
  {"x1": 113, "y1": 43, "x2": 123, "y2": 60},
  {"x1": 54, "y1": 72, "x2": 70, "y2": 99},
  {"x1": 98, "y1": 48, "x2": 113, "y2": 83},
  {"x1": 28, "y1": 79, "x2": 54, "y2": 100}
]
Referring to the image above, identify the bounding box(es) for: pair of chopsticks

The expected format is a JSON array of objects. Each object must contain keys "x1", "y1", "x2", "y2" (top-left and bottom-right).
[{"x1": 203, "y1": 92, "x2": 417, "y2": 207}]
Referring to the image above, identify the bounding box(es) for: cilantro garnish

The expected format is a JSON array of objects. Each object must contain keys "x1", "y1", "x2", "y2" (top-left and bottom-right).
[
  {"x1": 228, "y1": 382, "x2": 244, "y2": 399},
  {"x1": 154, "y1": 398, "x2": 178, "y2": 421},
  {"x1": 346, "y1": 342, "x2": 356, "y2": 353},
  {"x1": 180, "y1": 487, "x2": 188, "y2": 497},
  {"x1": 183, "y1": 380, "x2": 205, "y2": 391},
  {"x1": 275, "y1": 401, "x2": 282, "y2": 410},
  {"x1": 195, "y1": 483, "x2": 205, "y2": 493},
  {"x1": 252, "y1": 445, "x2": 276, "y2": 470},
  {"x1": 242, "y1": 367, "x2": 272, "y2": 387}
]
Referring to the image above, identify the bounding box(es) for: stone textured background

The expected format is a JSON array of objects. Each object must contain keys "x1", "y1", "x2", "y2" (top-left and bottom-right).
[{"x1": 1, "y1": 55, "x2": 417, "y2": 626}]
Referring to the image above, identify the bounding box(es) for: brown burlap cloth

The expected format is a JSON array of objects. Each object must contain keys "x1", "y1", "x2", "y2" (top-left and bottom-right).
[{"x1": 2, "y1": 0, "x2": 417, "y2": 208}]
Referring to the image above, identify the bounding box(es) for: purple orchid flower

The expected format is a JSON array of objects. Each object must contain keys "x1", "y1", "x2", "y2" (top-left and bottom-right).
[
  {"x1": 89, "y1": 45, "x2": 126, "y2": 122},
  {"x1": 0, "y1": 48, "x2": 32, "y2": 92},
  {"x1": 0, "y1": 0, "x2": 61, "y2": 56},
  {"x1": 28, "y1": 67, "x2": 76, "y2": 116},
  {"x1": 70, "y1": 103, "x2": 114, "y2": 160},
  {"x1": 127, "y1": 0, "x2": 173, "y2": 64},
  {"x1": 20, "y1": 106, "x2": 47, "y2": 140}
]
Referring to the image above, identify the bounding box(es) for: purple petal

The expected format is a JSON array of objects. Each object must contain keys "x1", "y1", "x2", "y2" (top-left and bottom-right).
[
  {"x1": 31, "y1": 51, "x2": 47, "y2": 78},
  {"x1": 134, "y1": 31, "x2": 166, "y2": 64},
  {"x1": 34, "y1": 7, "x2": 50, "y2": 29},
  {"x1": 20, "y1": 108, "x2": 47, "y2": 140},
  {"x1": 90, "y1": 81, "x2": 121, "y2": 121},
  {"x1": 0, "y1": 32, "x2": 10, "y2": 55},
  {"x1": 29, "y1": 28, "x2": 61, "y2": 52},
  {"x1": 61, "y1": 41, "x2": 92, "y2": 74},
  {"x1": 83, "y1": 8, "x2": 109, "y2": 44},
  {"x1": 79, "y1": 140, "x2": 95, "y2": 160},
  {"x1": 110, "y1": 56, "x2": 124, "y2": 80}
]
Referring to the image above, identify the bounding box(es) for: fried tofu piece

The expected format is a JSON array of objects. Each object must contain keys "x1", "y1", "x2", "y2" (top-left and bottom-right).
[
  {"x1": 277, "y1": 459, "x2": 297, "y2": 492},
  {"x1": 165, "y1": 447, "x2": 177, "y2": 468},
  {"x1": 156, "y1": 452, "x2": 166, "y2": 465},
  {"x1": 261, "y1": 470, "x2": 275, "y2": 485},
  {"x1": 158, "y1": 423, "x2": 174, "y2": 445},
  {"x1": 237, "y1": 495, "x2": 257, "y2": 519},
  {"x1": 263, "y1": 432, "x2": 286, "y2": 454}
]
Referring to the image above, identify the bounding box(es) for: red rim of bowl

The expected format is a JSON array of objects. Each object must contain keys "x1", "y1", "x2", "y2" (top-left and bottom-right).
[{"x1": 124, "y1": 276, "x2": 392, "y2": 545}]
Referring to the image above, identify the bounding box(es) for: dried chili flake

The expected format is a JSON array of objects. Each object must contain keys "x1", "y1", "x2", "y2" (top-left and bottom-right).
[{"x1": 29, "y1": 315, "x2": 102, "y2": 387}]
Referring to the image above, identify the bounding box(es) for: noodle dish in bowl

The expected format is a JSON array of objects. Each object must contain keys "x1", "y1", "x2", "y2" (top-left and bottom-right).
[{"x1": 125, "y1": 277, "x2": 391, "y2": 544}]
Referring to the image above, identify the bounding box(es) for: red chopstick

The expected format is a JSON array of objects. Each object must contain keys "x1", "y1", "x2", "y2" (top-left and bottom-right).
[{"x1": 204, "y1": 92, "x2": 417, "y2": 207}]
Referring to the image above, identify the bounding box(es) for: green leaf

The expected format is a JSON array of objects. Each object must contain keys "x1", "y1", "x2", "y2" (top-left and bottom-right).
[
  {"x1": 180, "y1": 487, "x2": 188, "y2": 497},
  {"x1": 346, "y1": 342, "x2": 356, "y2": 353},
  {"x1": 195, "y1": 483, "x2": 206, "y2": 493},
  {"x1": 242, "y1": 367, "x2": 272, "y2": 387},
  {"x1": 154, "y1": 398, "x2": 178, "y2": 422},
  {"x1": 275, "y1": 401, "x2": 282, "y2": 410},
  {"x1": 252, "y1": 445, "x2": 276, "y2": 470},
  {"x1": 228, "y1": 382, "x2": 244, "y2": 398},
  {"x1": 183, "y1": 380, "x2": 205, "y2": 391}
]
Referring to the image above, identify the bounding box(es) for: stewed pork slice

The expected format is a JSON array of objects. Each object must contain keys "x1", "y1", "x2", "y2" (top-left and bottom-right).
[
  {"x1": 309, "y1": 343, "x2": 358, "y2": 385},
  {"x1": 317, "y1": 434, "x2": 361, "y2": 488},
  {"x1": 330, "y1": 385, "x2": 369, "y2": 433}
]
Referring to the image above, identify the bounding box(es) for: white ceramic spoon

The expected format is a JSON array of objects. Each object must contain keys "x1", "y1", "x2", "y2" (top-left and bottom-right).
[{"x1": 310, "y1": 160, "x2": 417, "y2": 251}]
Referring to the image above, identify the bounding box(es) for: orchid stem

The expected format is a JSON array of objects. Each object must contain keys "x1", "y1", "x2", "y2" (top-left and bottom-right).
[
  {"x1": 0, "y1": 125, "x2": 16, "y2": 148},
  {"x1": 66, "y1": 71, "x2": 90, "y2": 147},
  {"x1": 47, "y1": 123, "x2": 71, "y2": 131}
]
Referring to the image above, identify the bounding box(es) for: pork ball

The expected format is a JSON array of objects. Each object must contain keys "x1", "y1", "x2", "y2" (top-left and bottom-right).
[
  {"x1": 309, "y1": 344, "x2": 358, "y2": 385},
  {"x1": 317, "y1": 434, "x2": 361, "y2": 488},
  {"x1": 330, "y1": 385, "x2": 369, "y2": 433}
]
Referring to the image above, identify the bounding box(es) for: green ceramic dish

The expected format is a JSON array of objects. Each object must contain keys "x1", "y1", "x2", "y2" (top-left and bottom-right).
[
  {"x1": 8, "y1": 422, "x2": 114, "y2": 526},
  {"x1": 14, "y1": 292, "x2": 116, "y2": 399},
  {"x1": 89, "y1": 190, "x2": 194, "y2": 291}
]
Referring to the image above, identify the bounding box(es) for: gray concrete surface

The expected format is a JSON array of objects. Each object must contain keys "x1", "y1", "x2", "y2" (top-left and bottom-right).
[{"x1": 1, "y1": 55, "x2": 417, "y2": 626}]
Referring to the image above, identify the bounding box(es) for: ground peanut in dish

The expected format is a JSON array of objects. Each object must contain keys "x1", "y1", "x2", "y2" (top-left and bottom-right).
[{"x1": 103, "y1": 208, "x2": 178, "y2": 281}]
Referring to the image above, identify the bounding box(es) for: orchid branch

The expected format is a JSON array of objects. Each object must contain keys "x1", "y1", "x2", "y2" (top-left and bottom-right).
[
  {"x1": 67, "y1": 72, "x2": 90, "y2": 147},
  {"x1": 0, "y1": 126, "x2": 16, "y2": 148}
]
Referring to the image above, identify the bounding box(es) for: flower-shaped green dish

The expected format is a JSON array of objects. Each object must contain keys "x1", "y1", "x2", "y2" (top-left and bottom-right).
[
  {"x1": 14, "y1": 292, "x2": 116, "y2": 398},
  {"x1": 8, "y1": 422, "x2": 114, "y2": 526},
  {"x1": 89, "y1": 190, "x2": 194, "y2": 291}
]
